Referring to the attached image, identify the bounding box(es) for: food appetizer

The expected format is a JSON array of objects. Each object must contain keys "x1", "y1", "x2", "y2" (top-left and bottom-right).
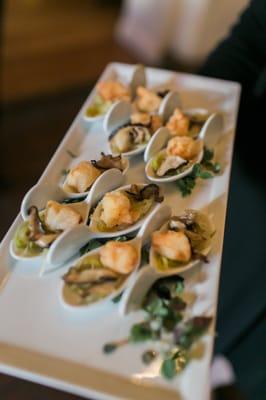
[
  {"x1": 90, "y1": 183, "x2": 163, "y2": 233},
  {"x1": 85, "y1": 81, "x2": 130, "y2": 119},
  {"x1": 133, "y1": 86, "x2": 170, "y2": 114},
  {"x1": 103, "y1": 275, "x2": 213, "y2": 381},
  {"x1": 109, "y1": 113, "x2": 162, "y2": 155},
  {"x1": 166, "y1": 107, "x2": 209, "y2": 138},
  {"x1": 62, "y1": 153, "x2": 129, "y2": 196},
  {"x1": 84, "y1": 64, "x2": 146, "y2": 121},
  {"x1": 61, "y1": 203, "x2": 170, "y2": 307},
  {"x1": 12, "y1": 201, "x2": 84, "y2": 259},
  {"x1": 62, "y1": 241, "x2": 138, "y2": 306},
  {"x1": 147, "y1": 134, "x2": 203, "y2": 180},
  {"x1": 151, "y1": 209, "x2": 214, "y2": 271}
]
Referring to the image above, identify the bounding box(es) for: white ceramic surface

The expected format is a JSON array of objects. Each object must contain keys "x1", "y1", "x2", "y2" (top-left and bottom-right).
[{"x1": 0, "y1": 63, "x2": 240, "y2": 400}]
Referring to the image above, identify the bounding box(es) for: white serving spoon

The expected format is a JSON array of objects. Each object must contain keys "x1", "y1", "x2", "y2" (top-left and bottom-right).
[
  {"x1": 104, "y1": 100, "x2": 165, "y2": 158},
  {"x1": 46, "y1": 182, "x2": 164, "y2": 266},
  {"x1": 144, "y1": 112, "x2": 223, "y2": 183},
  {"x1": 61, "y1": 156, "x2": 129, "y2": 199},
  {"x1": 10, "y1": 169, "x2": 124, "y2": 263},
  {"x1": 119, "y1": 221, "x2": 213, "y2": 315},
  {"x1": 60, "y1": 203, "x2": 171, "y2": 310},
  {"x1": 83, "y1": 64, "x2": 146, "y2": 123},
  {"x1": 104, "y1": 100, "x2": 150, "y2": 158},
  {"x1": 130, "y1": 64, "x2": 146, "y2": 99},
  {"x1": 20, "y1": 159, "x2": 129, "y2": 220},
  {"x1": 158, "y1": 91, "x2": 181, "y2": 123}
]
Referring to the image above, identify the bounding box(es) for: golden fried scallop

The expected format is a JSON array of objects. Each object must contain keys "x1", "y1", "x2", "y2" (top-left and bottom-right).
[
  {"x1": 135, "y1": 86, "x2": 162, "y2": 113},
  {"x1": 100, "y1": 192, "x2": 139, "y2": 228},
  {"x1": 166, "y1": 136, "x2": 203, "y2": 160},
  {"x1": 45, "y1": 201, "x2": 82, "y2": 232},
  {"x1": 152, "y1": 230, "x2": 191, "y2": 262},
  {"x1": 97, "y1": 81, "x2": 130, "y2": 102},
  {"x1": 65, "y1": 161, "x2": 101, "y2": 193},
  {"x1": 130, "y1": 112, "x2": 151, "y2": 126},
  {"x1": 100, "y1": 241, "x2": 138, "y2": 274},
  {"x1": 150, "y1": 115, "x2": 162, "y2": 133},
  {"x1": 166, "y1": 108, "x2": 189, "y2": 136}
]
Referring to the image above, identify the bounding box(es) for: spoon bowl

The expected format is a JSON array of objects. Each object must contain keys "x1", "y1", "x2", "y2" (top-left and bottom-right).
[
  {"x1": 11, "y1": 169, "x2": 125, "y2": 266},
  {"x1": 60, "y1": 204, "x2": 171, "y2": 310},
  {"x1": 144, "y1": 110, "x2": 223, "y2": 183},
  {"x1": 47, "y1": 181, "x2": 165, "y2": 266},
  {"x1": 120, "y1": 214, "x2": 214, "y2": 315},
  {"x1": 83, "y1": 64, "x2": 146, "y2": 124}
]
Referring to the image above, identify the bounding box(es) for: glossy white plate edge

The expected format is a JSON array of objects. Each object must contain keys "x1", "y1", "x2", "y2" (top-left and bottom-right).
[{"x1": 0, "y1": 62, "x2": 241, "y2": 400}]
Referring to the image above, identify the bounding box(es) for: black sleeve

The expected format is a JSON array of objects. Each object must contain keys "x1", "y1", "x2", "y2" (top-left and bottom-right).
[{"x1": 199, "y1": 0, "x2": 266, "y2": 92}]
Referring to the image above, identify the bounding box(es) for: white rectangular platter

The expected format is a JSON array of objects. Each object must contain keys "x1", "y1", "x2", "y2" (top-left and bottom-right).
[{"x1": 0, "y1": 63, "x2": 240, "y2": 400}]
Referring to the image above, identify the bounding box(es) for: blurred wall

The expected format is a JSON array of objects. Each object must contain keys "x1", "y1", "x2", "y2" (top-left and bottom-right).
[
  {"x1": 1, "y1": 0, "x2": 134, "y2": 103},
  {"x1": 116, "y1": 0, "x2": 250, "y2": 65}
]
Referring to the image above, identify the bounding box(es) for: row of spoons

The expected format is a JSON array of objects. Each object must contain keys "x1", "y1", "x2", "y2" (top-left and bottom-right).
[
  {"x1": 60, "y1": 203, "x2": 215, "y2": 315},
  {"x1": 20, "y1": 91, "x2": 223, "y2": 221}
]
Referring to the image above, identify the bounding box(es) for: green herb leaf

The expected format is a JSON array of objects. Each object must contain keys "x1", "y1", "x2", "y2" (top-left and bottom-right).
[
  {"x1": 112, "y1": 292, "x2": 123, "y2": 303},
  {"x1": 142, "y1": 350, "x2": 157, "y2": 365},
  {"x1": 202, "y1": 147, "x2": 214, "y2": 163},
  {"x1": 103, "y1": 343, "x2": 117, "y2": 354},
  {"x1": 175, "y1": 280, "x2": 184, "y2": 294},
  {"x1": 61, "y1": 169, "x2": 70, "y2": 176},
  {"x1": 191, "y1": 163, "x2": 202, "y2": 177},
  {"x1": 141, "y1": 244, "x2": 150, "y2": 264},
  {"x1": 61, "y1": 195, "x2": 86, "y2": 204},
  {"x1": 212, "y1": 162, "x2": 221, "y2": 173},
  {"x1": 130, "y1": 322, "x2": 153, "y2": 342},
  {"x1": 79, "y1": 239, "x2": 103, "y2": 256},
  {"x1": 115, "y1": 235, "x2": 129, "y2": 242},
  {"x1": 144, "y1": 295, "x2": 169, "y2": 317},
  {"x1": 174, "y1": 316, "x2": 213, "y2": 349},
  {"x1": 199, "y1": 171, "x2": 213, "y2": 179},
  {"x1": 161, "y1": 358, "x2": 176, "y2": 380},
  {"x1": 176, "y1": 176, "x2": 196, "y2": 197}
]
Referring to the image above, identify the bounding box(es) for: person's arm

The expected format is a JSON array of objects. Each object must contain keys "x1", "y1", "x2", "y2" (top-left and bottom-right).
[{"x1": 199, "y1": 0, "x2": 266, "y2": 92}]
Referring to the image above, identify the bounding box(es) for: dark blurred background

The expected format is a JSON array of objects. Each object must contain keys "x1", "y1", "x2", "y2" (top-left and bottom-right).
[{"x1": 1, "y1": 1, "x2": 265, "y2": 400}]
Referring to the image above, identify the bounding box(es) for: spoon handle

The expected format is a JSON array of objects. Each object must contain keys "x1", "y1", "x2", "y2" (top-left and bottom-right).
[
  {"x1": 144, "y1": 127, "x2": 170, "y2": 162},
  {"x1": 119, "y1": 265, "x2": 159, "y2": 316},
  {"x1": 84, "y1": 168, "x2": 124, "y2": 206},
  {"x1": 103, "y1": 100, "x2": 132, "y2": 136},
  {"x1": 136, "y1": 204, "x2": 171, "y2": 244},
  {"x1": 159, "y1": 91, "x2": 181, "y2": 124},
  {"x1": 46, "y1": 225, "x2": 97, "y2": 266},
  {"x1": 198, "y1": 112, "x2": 224, "y2": 145},
  {"x1": 130, "y1": 64, "x2": 146, "y2": 100}
]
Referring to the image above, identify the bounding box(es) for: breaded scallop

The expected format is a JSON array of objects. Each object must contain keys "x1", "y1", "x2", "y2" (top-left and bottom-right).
[
  {"x1": 130, "y1": 112, "x2": 151, "y2": 126},
  {"x1": 135, "y1": 86, "x2": 162, "y2": 113},
  {"x1": 152, "y1": 230, "x2": 191, "y2": 262},
  {"x1": 100, "y1": 191, "x2": 139, "y2": 228},
  {"x1": 166, "y1": 136, "x2": 203, "y2": 160},
  {"x1": 100, "y1": 241, "x2": 138, "y2": 274},
  {"x1": 45, "y1": 201, "x2": 82, "y2": 232},
  {"x1": 97, "y1": 81, "x2": 130, "y2": 102},
  {"x1": 65, "y1": 161, "x2": 101, "y2": 193},
  {"x1": 166, "y1": 108, "x2": 189, "y2": 136}
]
